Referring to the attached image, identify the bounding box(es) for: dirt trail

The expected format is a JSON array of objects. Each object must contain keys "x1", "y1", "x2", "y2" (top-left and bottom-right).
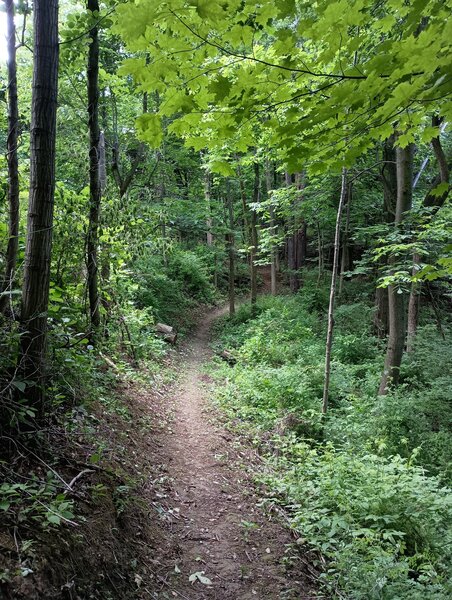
[{"x1": 141, "y1": 305, "x2": 313, "y2": 599}]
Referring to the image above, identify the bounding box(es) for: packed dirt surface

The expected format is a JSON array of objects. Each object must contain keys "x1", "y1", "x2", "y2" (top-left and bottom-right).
[
  {"x1": 135, "y1": 305, "x2": 315, "y2": 599},
  {"x1": 0, "y1": 303, "x2": 316, "y2": 600}
]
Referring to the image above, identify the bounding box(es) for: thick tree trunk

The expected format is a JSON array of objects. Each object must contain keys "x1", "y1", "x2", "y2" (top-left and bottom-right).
[
  {"x1": 322, "y1": 168, "x2": 348, "y2": 414},
  {"x1": 226, "y1": 181, "x2": 235, "y2": 316},
  {"x1": 379, "y1": 143, "x2": 414, "y2": 395},
  {"x1": 86, "y1": 0, "x2": 101, "y2": 333},
  {"x1": 0, "y1": 0, "x2": 20, "y2": 316},
  {"x1": 19, "y1": 0, "x2": 59, "y2": 409},
  {"x1": 374, "y1": 287, "x2": 389, "y2": 338}
]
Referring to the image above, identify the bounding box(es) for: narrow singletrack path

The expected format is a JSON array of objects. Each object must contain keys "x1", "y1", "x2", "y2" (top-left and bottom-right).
[{"x1": 139, "y1": 306, "x2": 313, "y2": 599}]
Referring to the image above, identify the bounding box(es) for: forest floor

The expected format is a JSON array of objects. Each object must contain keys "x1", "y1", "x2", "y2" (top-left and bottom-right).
[
  {"x1": 1, "y1": 301, "x2": 316, "y2": 600},
  {"x1": 127, "y1": 304, "x2": 315, "y2": 599}
]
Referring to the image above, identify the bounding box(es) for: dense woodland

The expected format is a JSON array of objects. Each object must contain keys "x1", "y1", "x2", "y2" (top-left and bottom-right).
[{"x1": 0, "y1": 0, "x2": 451, "y2": 598}]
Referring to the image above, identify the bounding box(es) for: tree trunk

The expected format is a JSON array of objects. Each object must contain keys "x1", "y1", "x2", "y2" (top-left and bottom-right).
[
  {"x1": 226, "y1": 181, "x2": 235, "y2": 316},
  {"x1": 0, "y1": 0, "x2": 20, "y2": 316},
  {"x1": 250, "y1": 163, "x2": 259, "y2": 313},
  {"x1": 86, "y1": 0, "x2": 101, "y2": 334},
  {"x1": 295, "y1": 171, "x2": 307, "y2": 288},
  {"x1": 205, "y1": 168, "x2": 214, "y2": 246},
  {"x1": 379, "y1": 143, "x2": 414, "y2": 395},
  {"x1": 265, "y1": 160, "x2": 277, "y2": 295},
  {"x1": 19, "y1": 0, "x2": 59, "y2": 409},
  {"x1": 322, "y1": 168, "x2": 348, "y2": 414},
  {"x1": 284, "y1": 172, "x2": 300, "y2": 293},
  {"x1": 407, "y1": 118, "x2": 450, "y2": 350},
  {"x1": 406, "y1": 252, "x2": 421, "y2": 353},
  {"x1": 99, "y1": 130, "x2": 107, "y2": 193},
  {"x1": 373, "y1": 287, "x2": 389, "y2": 338},
  {"x1": 338, "y1": 183, "x2": 352, "y2": 298},
  {"x1": 317, "y1": 222, "x2": 324, "y2": 284},
  {"x1": 373, "y1": 136, "x2": 397, "y2": 337}
]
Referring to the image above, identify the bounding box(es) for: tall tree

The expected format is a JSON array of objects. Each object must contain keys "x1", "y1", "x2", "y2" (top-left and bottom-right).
[
  {"x1": 265, "y1": 160, "x2": 277, "y2": 296},
  {"x1": 322, "y1": 168, "x2": 348, "y2": 414},
  {"x1": 226, "y1": 180, "x2": 235, "y2": 316},
  {"x1": 250, "y1": 162, "x2": 259, "y2": 312},
  {"x1": 86, "y1": 0, "x2": 101, "y2": 333},
  {"x1": 373, "y1": 137, "x2": 397, "y2": 337},
  {"x1": 379, "y1": 142, "x2": 415, "y2": 395},
  {"x1": 407, "y1": 118, "x2": 450, "y2": 351},
  {"x1": 19, "y1": 0, "x2": 59, "y2": 408},
  {"x1": 0, "y1": 0, "x2": 20, "y2": 315}
]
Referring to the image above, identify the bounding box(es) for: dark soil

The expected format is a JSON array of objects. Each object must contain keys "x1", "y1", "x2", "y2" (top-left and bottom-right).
[{"x1": 0, "y1": 305, "x2": 317, "y2": 599}]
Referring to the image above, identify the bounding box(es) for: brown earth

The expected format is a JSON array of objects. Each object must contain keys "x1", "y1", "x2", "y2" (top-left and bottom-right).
[
  {"x1": 0, "y1": 303, "x2": 317, "y2": 599},
  {"x1": 128, "y1": 304, "x2": 316, "y2": 599}
]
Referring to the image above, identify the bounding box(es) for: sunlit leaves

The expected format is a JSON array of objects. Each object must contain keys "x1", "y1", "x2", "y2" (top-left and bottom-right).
[
  {"x1": 115, "y1": 0, "x2": 452, "y2": 174},
  {"x1": 136, "y1": 113, "x2": 163, "y2": 147}
]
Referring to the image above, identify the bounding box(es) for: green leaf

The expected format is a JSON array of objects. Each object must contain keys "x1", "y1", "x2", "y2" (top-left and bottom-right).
[
  {"x1": 47, "y1": 514, "x2": 61, "y2": 525},
  {"x1": 189, "y1": 571, "x2": 212, "y2": 585},
  {"x1": 12, "y1": 380, "x2": 26, "y2": 392},
  {"x1": 135, "y1": 114, "x2": 163, "y2": 148},
  {"x1": 209, "y1": 160, "x2": 235, "y2": 177}
]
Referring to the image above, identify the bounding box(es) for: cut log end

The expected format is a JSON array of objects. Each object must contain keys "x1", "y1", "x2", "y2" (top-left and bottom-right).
[
  {"x1": 155, "y1": 323, "x2": 177, "y2": 344},
  {"x1": 218, "y1": 349, "x2": 236, "y2": 365}
]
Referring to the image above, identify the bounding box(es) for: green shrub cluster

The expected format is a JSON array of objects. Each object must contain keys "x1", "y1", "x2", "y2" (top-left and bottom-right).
[
  {"x1": 132, "y1": 247, "x2": 216, "y2": 328},
  {"x1": 211, "y1": 283, "x2": 452, "y2": 598}
]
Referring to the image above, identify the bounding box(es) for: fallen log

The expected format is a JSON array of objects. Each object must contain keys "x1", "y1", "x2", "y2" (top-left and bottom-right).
[
  {"x1": 156, "y1": 323, "x2": 174, "y2": 335},
  {"x1": 218, "y1": 349, "x2": 236, "y2": 365},
  {"x1": 155, "y1": 323, "x2": 178, "y2": 344}
]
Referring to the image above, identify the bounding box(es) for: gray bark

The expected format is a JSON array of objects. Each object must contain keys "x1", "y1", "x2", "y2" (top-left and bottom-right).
[
  {"x1": 0, "y1": 0, "x2": 20, "y2": 315},
  {"x1": 19, "y1": 0, "x2": 59, "y2": 409},
  {"x1": 322, "y1": 168, "x2": 348, "y2": 414},
  {"x1": 87, "y1": 0, "x2": 101, "y2": 332},
  {"x1": 379, "y1": 143, "x2": 414, "y2": 395}
]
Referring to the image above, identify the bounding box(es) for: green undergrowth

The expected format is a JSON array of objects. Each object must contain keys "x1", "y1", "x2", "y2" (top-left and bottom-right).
[
  {"x1": 209, "y1": 275, "x2": 452, "y2": 599},
  {"x1": 0, "y1": 245, "x2": 213, "y2": 596}
]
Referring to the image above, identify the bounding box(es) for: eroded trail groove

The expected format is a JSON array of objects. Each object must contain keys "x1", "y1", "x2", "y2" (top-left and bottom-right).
[{"x1": 140, "y1": 307, "x2": 312, "y2": 599}]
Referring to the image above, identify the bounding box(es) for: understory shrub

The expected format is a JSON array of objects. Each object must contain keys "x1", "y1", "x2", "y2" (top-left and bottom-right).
[
  {"x1": 211, "y1": 284, "x2": 452, "y2": 598},
  {"x1": 263, "y1": 443, "x2": 452, "y2": 599},
  {"x1": 132, "y1": 248, "x2": 216, "y2": 327}
]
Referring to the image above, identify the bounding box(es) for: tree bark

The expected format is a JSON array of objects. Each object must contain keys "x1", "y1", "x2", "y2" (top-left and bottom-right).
[
  {"x1": 379, "y1": 143, "x2": 414, "y2": 395},
  {"x1": 250, "y1": 163, "x2": 259, "y2": 313},
  {"x1": 265, "y1": 160, "x2": 277, "y2": 295},
  {"x1": 0, "y1": 0, "x2": 20, "y2": 316},
  {"x1": 373, "y1": 136, "x2": 397, "y2": 337},
  {"x1": 322, "y1": 168, "x2": 348, "y2": 414},
  {"x1": 86, "y1": 0, "x2": 101, "y2": 333},
  {"x1": 226, "y1": 181, "x2": 235, "y2": 316},
  {"x1": 19, "y1": 0, "x2": 59, "y2": 409},
  {"x1": 338, "y1": 183, "x2": 352, "y2": 298},
  {"x1": 284, "y1": 172, "x2": 300, "y2": 293},
  {"x1": 295, "y1": 171, "x2": 307, "y2": 286},
  {"x1": 205, "y1": 168, "x2": 214, "y2": 246},
  {"x1": 373, "y1": 287, "x2": 389, "y2": 339},
  {"x1": 406, "y1": 252, "x2": 421, "y2": 353},
  {"x1": 407, "y1": 118, "x2": 450, "y2": 350}
]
